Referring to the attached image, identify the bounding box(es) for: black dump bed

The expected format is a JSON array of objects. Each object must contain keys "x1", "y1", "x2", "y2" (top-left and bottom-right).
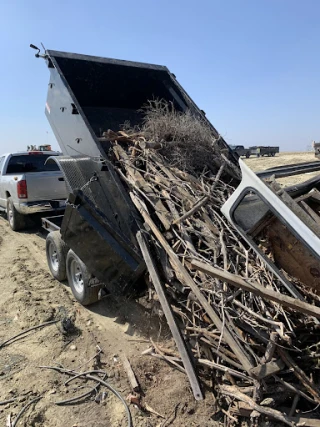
[
  {"x1": 45, "y1": 50, "x2": 232, "y2": 159},
  {"x1": 44, "y1": 50, "x2": 234, "y2": 295}
]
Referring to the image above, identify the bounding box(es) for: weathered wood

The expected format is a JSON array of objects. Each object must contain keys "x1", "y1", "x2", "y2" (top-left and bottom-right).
[
  {"x1": 122, "y1": 355, "x2": 140, "y2": 392},
  {"x1": 274, "y1": 376, "x2": 317, "y2": 404},
  {"x1": 288, "y1": 415, "x2": 320, "y2": 427},
  {"x1": 107, "y1": 129, "x2": 320, "y2": 417},
  {"x1": 262, "y1": 332, "x2": 278, "y2": 363},
  {"x1": 136, "y1": 230, "x2": 204, "y2": 401},
  {"x1": 268, "y1": 218, "x2": 320, "y2": 291},
  {"x1": 198, "y1": 359, "x2": 250, "y2": 381},
  {"x1": 162, "y1": 189, "x2": 197, "y2": 255},
  {"x1": 102, "y1": 129, "x2": 134, "y2": 143},
  {"x1": 148, "y1": 353, "x2": 186, "y2": 374},
  {"x1": 289, "y1": 393, "x2": 300, "y2": 417},
  {"x1": 279, "y1": 190, "x2": 320, "y2": 238},
  {"x1": 139, "y1": 140, "x2": 165, "y2": 149},
  {"x1": 300, "y1": 200, "x2": 320, "y2": 225},
  {"x1": 132, "y1": 193, "x2": 254, "y2": 374},
  {"x1": 198, "y1": 337, "x2": 243, "y2": 370},
  {"x1": 114, "y1": 145, "x2": 172, "y2": 230},
  {"x1": 170, "y1": 167, "x2": 204, "y2": 191},
  {"x1": 102, "y1": 129, "x2": 144, "y2": 143},
  {"x1": 230, "y1": 401, "x2": 253, "y2": 417},
  {"x1": 278, "y1": 349, "x2": 320, "y2": 403},
  {"x1": 249, "y1": 359, "x2": 284, "y2": 380},
  {"x1": 191, "y1": 260, "x2": 320, "y2": 318},
  {"x1": 210, "y1": 162, "x2": 225, "y2": 192},
  {"x1": 172, "y1": 195, "x2": 209, "y2": 225},
  {"x1": 220, "y1": 385, "x2": 295, "y2": 426},
  {"x1": 154, "y1": 242, "x2": 175, "y2": 283}
]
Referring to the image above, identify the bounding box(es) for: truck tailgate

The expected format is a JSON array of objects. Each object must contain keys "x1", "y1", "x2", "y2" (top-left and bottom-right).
[{"x1": 25, "y1": 171, "x2": 67, "y2": 201}]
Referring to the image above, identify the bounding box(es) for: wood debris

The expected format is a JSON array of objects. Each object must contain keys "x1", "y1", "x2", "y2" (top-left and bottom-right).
[
  {"x1": 102, "y1": 127, "x2": 320, "y2": 425},
  {"x1": 122, "y1": 355, "x2": 140, "y2": 393}
]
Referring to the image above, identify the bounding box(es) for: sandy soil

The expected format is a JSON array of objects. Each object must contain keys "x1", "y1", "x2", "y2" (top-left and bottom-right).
[{"x1": 0, "y1": 216, "x2": 218, "y2": 426}]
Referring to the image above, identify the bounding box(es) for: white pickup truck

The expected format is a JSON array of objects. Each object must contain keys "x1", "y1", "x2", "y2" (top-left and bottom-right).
[{"x1": 0, "y1": 151, "x2": 68, "y2": 231}]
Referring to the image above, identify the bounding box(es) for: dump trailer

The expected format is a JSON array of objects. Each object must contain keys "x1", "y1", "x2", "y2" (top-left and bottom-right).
[
  {"x1": 37, "y1": 49, "x2": 238, "y2": 305},
  {"x1": 249, "y1": 146, "x2": 279, "y2": 157}
]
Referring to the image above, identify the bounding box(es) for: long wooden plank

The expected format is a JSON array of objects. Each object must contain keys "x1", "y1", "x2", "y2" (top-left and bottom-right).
[
  {"x1": 131, "y1": 193, "x2": 254, "y2": 374},
  {"x1": 136, "y1": 231, "x2": 204, "y2": 401},
  {"x1": 191, "y1": 260, "x2": 320, "y2": 319},
  {"x1": 114, "y1": 145, "x2": 172, "y2": 230}
]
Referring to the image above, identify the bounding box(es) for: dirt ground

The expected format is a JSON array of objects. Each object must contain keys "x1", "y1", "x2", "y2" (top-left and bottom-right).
[
  {"x1": 1, "y1": 152, "x2": 316, "y2": 427},
  {"x1": 0, "y1": 216, "x2": 221, "y2": 426},
  {"x1": 244, "y1": 151, "x2": 319, "y2": 186}
]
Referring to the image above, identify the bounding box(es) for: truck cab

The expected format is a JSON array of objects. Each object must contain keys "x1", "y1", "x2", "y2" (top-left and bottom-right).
[
  {"x1": 0, "y1": 151, "x2": 68, "y2": 230},
  {"x1": 230, "y1": 145, "x2": 251, "y2": 158}
]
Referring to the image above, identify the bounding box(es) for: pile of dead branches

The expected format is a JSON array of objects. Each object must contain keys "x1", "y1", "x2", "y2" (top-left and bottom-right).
[
  {"x1": 105, "y1": 101, "x2": 240, "y2": 181},
  {"x1": 102, "y1": 108, "x2": 320, "y2": 426}
]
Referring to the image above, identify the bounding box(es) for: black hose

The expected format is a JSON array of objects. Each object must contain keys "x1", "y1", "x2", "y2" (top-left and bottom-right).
[
  {"x1": 12, "y1": 397, "x2": 41, "y2": 427},
  {"x1": 0, "y1": 320, "x2": 58, "y2": 349},
  {"x1": 86, "y1": 374, "x2": 132, "y2": 427}
]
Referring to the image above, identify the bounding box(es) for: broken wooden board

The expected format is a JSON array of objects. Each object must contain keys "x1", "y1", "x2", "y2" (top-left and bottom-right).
[
  {"x1": 114, "y1": 145, "x2": 172, "y2": 230},
  {"x1": 249, "y1": 359, "x2": 285, "y2": 380},
  {"x1": 132, "y1": 193, "x2": 254, "y2": 374},
  {"x1": 122, "y1": 355, "x2": 140, "y2": 392},
  {"x1": 191, "y1": 260, "x2": 320, "y2": 318},
  {"x1": 268, "y1": 218, "x2": 320, "y2": 291}
]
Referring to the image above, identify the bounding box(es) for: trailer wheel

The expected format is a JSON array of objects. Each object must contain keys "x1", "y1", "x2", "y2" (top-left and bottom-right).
[
  {"x1": 66, "y1": 249, "x2": 100, "y2": 306},
  {"x1": 46, "y1": 231, "x2": 67, "y2": 281},
  {"x1": 7, "y1": 197, "x2": 26, "y2": 231}
]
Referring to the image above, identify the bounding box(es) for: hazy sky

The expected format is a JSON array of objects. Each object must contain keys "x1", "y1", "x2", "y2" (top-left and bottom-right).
[{"x1": 0, "y1": 0, "x2": 319, "y2": 153}]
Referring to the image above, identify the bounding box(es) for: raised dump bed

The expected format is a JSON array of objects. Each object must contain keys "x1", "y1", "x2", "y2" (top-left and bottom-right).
[
  {"x1": 41, "y1": 49, "x2": 237, "y2": 299},
  {"x1": 44, "y1": 50, "x2": 231, "y2": 159}
]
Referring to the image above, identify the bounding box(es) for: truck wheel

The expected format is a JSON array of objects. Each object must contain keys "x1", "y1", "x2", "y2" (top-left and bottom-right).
[
  {"x1": 66, "y1": 249, "x2": 100, "y2": 306},
  {"x1": 7, "y1": 197, "x2": 26, "y2": 231},
  {"x1": 46, "y1": 231, "x2": 67, "y2": 281},
  {"x1": 246, "y1": 153, "x2": 250, "y2": 158}
]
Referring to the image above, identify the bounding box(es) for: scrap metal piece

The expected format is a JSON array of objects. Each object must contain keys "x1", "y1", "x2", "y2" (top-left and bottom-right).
[
  {"x1": 137, "y1": 230, "x2": 203, "y2": 401},
  {"x1": 221, "y1": 160, "x2": 320, "y2": 299}
]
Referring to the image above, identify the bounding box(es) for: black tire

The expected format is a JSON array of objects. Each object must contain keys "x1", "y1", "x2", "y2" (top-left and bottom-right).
[
  {"x1": 246, "y1": 153, "x2": 250, "y2": 158},
  {"x1": 66, "y1": 249, "x2": 100, "y2": 306},
  {"x1": 46, "y1": 231, "x2": 67, "y2": 281},
  {"x1": 7, "y1": 197, "x2": 26, "y2": 231}
]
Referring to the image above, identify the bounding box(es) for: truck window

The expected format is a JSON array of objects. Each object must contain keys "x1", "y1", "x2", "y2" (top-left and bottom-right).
[{"x1": 6, "y1": 155, "x2": 60, "y2": 174}]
